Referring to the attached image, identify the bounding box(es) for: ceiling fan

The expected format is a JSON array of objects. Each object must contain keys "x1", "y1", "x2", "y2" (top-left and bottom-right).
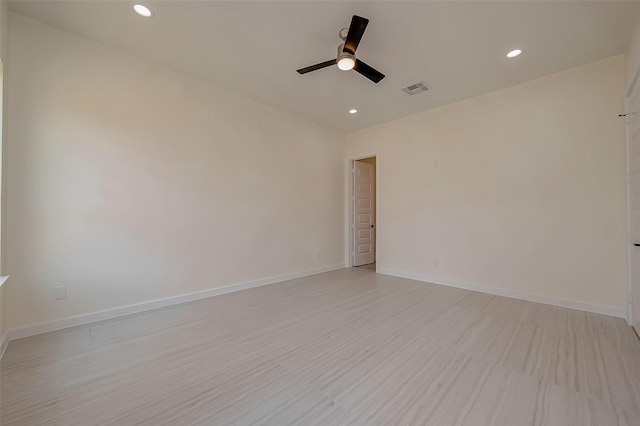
[{"x1": 296, "y1": 15, "x2": 385, "y2": 84}]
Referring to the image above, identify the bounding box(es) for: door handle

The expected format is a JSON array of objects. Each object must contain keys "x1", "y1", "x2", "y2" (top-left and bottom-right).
[
  {"x1": 371, "y1": 224, "x2": 375, "y2": 228},
  {"x1": 635, "y1": 243, "x2": 640, "y2": 247}
]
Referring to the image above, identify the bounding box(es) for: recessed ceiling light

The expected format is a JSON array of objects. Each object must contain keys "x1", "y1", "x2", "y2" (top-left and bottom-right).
[
  {"x1": 133, "y1": 4, "x2": 153, "y2": 17},
  {"x1": 349, "y1": 109, "x2": 358, "y2": 114},
  {"x1": 506, "y1": 49, "x2": 522, "y2": 58}
]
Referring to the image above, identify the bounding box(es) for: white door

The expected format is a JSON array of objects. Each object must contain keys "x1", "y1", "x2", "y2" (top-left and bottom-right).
[
  {"x1": 628, "y1": 78, "x2": 640, "y2": 334},
  {"x1": 354, "y1": 160, "x2": 375, "y2": 266}
]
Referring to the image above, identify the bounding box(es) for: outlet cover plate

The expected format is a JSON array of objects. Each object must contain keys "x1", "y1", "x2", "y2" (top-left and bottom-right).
[{"x1": 54, "y1": 286, "x2": 67, "y2": 300}]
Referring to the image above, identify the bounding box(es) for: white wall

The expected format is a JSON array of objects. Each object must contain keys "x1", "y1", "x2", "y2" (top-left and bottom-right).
[
  {"x1": 346, "y1": 55, "x2": 627, "y2": 314},
  {"x1": 4, "y1": 14, "x2": 345, "y2": 330}
]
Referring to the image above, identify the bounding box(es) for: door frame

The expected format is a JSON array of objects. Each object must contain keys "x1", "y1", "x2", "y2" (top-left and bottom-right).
[
  {"x1": 626, "y1": 63, "x2": 640, "y2": 327},
  {"x1": 626, "y1": 92, "x2": 632, "y2": 326},
  {"x1": 346, "y1": 152, "x2": 379, "y2": 268}
]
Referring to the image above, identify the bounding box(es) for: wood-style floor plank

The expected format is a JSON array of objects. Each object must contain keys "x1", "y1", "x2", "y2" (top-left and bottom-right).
[{"x1": 2, "y1": 268, "x2": 639, "y2": 425}]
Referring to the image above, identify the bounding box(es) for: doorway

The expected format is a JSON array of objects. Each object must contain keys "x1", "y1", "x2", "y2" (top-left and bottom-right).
[
  {"x1": 626, "y1": 68, "x2": 640, "y2": 333},
  {"x1": 352, "y1": 156, "x2": 376, "y2": 269}
]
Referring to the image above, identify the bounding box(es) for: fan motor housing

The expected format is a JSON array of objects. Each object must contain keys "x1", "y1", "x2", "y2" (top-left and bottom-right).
[{"x1": 337, "y1": 44, "x2": 356, "y2": 70}]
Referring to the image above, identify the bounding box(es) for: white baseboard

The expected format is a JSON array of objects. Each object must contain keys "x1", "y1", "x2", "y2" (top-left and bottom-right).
[
  {"x1": 377, "y1": 268, "x2": 627, "y2": 319},
  {"x1": 7, "y1": 263, "x2": 345, "y2": 342}
]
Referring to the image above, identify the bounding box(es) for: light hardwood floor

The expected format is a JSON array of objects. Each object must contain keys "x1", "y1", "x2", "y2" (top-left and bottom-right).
[{"x1": 2, "y1": 268, "x2": 640, "y2": 425}]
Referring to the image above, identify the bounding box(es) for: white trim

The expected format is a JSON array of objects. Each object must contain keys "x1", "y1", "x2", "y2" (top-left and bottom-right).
[
  {"x1": 377, "y1": 268, "x2": 626, "y2": 319},
  {"x1": 0, "y1": 278, "x2": 8, "y2": 359},
  {"x1": 626, "y1": 54, "x2": 640, "y2": 98},
  {"x1": 625, "y1": 91, "x2": 633, "y2": 326},
  {"x1": 7, "y1": 263, "x2": 345, "y2": 341},
  {"x1": 0, "y1": 331, "x2": 8, "y2": 360}
]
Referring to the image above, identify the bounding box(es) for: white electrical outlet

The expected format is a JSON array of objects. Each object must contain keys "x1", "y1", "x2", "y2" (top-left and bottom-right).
[
  {"x1": 316, "y1": 251, "x2": 321, "y2": 260},
  {"x1": 53, "y1": 286, "x2": 67, "y2": 300}
]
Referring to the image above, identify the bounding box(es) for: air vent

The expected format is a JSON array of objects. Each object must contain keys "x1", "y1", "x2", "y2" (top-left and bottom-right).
[{"x1": 403, "y1": 81, "x2": 429, "y2": 95}]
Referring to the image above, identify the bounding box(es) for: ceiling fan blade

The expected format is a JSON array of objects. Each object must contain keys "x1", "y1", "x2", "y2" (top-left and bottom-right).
[
  {"x1": 297, "y1": 59, "x2": 337, "y2": 74},
  {"x1": 343, "y1": 15, "x2": 369, "y2": 55},
  {"x1": 354, "y1": 59, "x2": 385, "y2": 83}
]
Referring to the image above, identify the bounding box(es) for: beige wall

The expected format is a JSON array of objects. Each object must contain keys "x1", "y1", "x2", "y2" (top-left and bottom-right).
[
  {"x1": 4, "y1": 15, "x2": 345, "y2": 330},
  {"x1": 346, "y1": 55, "x2": 627, "y2": 314}
]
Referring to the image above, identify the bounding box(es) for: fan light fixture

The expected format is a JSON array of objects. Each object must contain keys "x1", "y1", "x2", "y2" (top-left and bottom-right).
[
  {"x1": 296, "y1": 15, "x2": 385, "y2": 83},
  {"x1": 338, "y1": 56, "x2": 356, "y2": 71},
  {"x1": 133, "y1": 4, "x2": 153, "y2": 17}
]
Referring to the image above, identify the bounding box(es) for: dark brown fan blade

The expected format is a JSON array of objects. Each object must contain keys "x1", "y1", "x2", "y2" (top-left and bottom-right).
[
  {"x1": 297, "y1": 59, "x2": 337, "y2": 74},
  {"x1": 343, "y1": 15, "x2": 369, "y2": 55},
  {"x1": 354, "y1": 59, "x2": 385, "y2": 83}
]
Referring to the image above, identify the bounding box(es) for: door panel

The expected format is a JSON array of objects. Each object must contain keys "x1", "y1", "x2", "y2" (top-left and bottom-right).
[
  {"x1": 354, "y1": 160, "x2": 375, "y2": 266},
  {"x1": 628, "y1": 79, "x2": 640, "y2": 333}
]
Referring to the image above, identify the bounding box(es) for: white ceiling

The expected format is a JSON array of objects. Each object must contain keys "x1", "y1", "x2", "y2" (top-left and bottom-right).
[{"x1": 9, "y1": 1, "x2": 640, "y2": 132}]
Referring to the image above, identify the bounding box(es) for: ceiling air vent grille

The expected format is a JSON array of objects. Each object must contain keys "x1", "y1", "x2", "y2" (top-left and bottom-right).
[{"x1": 403, "y1": 81, "x2": 429, "y2": 95}]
